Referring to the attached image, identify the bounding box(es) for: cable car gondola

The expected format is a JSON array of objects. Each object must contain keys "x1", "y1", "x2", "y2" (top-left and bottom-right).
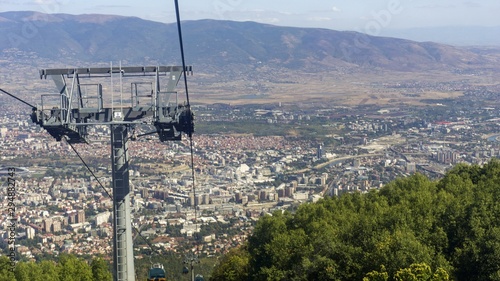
[{"x1": 147, "y1": 263, "x2": 167, "y2": 281}]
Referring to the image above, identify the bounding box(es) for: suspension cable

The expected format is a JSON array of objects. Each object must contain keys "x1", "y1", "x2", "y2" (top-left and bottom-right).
[
  {"x1": 65, "y1": 138, "x2": 112, "y2": 198},
  {"x1": 174, "y1": 0, "x2": 198, "y2": 237},
  {"x1": 0, "y1": 88, "x2": 36, "y2": 109},
  {"x1": 64, "y1": 137, "x2": 163, "y2": 256},
  {"x1": 174, "y1": 0, "x2": 191, "y2": 108}
]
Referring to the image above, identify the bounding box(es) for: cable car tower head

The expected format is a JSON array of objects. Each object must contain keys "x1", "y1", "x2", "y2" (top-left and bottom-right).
[
  {"x1": 32, "y1": 65, "x2": 193, "y2": 281},
  {"x1": 34, "y1": 66, "x2": 194, "y2": 144}
]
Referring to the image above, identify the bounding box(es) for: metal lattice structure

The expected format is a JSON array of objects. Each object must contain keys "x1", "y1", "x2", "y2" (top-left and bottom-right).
[{"x1": 33, "y1": 65, "x2": 194, "y2": 281}]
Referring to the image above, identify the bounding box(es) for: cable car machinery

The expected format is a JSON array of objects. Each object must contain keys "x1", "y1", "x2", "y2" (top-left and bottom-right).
[
  {"x1": 0, "y1": 1, "x2": 203, "y2": 280},
  {"x1": 37, "y1": 65, "x2": 193, "y2": 281},
  {"x1": 2, "y1": 66, "x2": 194, "y2": 280}
]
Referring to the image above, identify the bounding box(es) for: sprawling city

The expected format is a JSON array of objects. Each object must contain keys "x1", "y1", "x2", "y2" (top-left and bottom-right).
[
  {"x1": 1, "y1": 3, "x2": 500, "y2": 281},
  {"x1": 1, "y1": 85, "x2": 499, "y2": 255}
]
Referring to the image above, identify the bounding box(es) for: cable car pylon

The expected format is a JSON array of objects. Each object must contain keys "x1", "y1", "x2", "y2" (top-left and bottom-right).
[
  {"x1": 2, "y1": 65, "x2": 193, "y2": 281},
  {"x1": 1, "y1": 2, "x2": 198, "y2": 280}
]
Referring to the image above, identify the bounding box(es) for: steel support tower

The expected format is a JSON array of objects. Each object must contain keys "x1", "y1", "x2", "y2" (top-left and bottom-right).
[
  {"x1": 33, "y1": 65, "x2": 194, "y2": 281},
  {"x1": 111, "y1": 124, "x2": 135, "y2": 280}
]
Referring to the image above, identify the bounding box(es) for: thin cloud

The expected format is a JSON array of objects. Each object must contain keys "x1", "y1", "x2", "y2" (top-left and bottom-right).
[
  {"x1": 34, "y1": 0, "x2": 53, "y2": 4},
  {"x1": 415, "y1": 4, "x2": 456, "y2": 9},
  {"x1": 0, "y1": 0, "x2": 23, "y2": 4},
  {"x1": 245, "y1": 9, "x2": 295, "y2": 16},
  {"x1": 93, "y1": 5, "x2": 132, "y2": 9},
  {"x1": 332, "y1": 6, "x2": 341, "y2": 12},
  {"x1": 236, "y1": 16, "x2": 280, "y2": 24},
  {"x1": 221, "y1": 9, "x2": 288, "y2": 23},
  {"x1": 266, "y1": 17, "x2": 280, "y2": 23},
  {"x1": 308, "y1": 16, "x2": 332, "y2": 22},
  {"x1": 463, "y1": 1, "x2": 481, "y2": 8}
]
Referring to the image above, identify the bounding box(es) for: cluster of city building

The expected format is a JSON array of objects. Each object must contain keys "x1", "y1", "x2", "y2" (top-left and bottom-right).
[{"x1": 1, "y1": 78, "x2": 500, "y2": 261}]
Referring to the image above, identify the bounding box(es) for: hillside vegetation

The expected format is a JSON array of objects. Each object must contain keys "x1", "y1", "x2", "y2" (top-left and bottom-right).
[
  {"x1": 0, "y1": 252, "x2": 216, "y2": 281},
  {"x1": 0, "y1": 254, "x2": 111, "y2": 281},
  {"x1": 211, "y1": 159, "x2": 500, "y2": 281}
]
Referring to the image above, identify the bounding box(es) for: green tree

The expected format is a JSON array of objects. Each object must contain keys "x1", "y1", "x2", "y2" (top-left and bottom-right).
[
  {"x1": 394, "y1": 267, "x2": 418, "y2": 281},
  {"x1": 247, "y1": 211, "x2": 289, "y2": 280},
  {"x1": 0, "y1": 256, "x2": 16, "y2": 281},
  {"x1": 90, "y1": 257, "x2": 112, "y2": 281},
  {"x1": 40, "y1": 260, "x2": 60, "y2": 281},
  {"x1": 14, "y1": 262, "x2": 30, "y2": 281},
  {"x1": 75, "y1": 257, "x2": 93, "y2": 281},
  {"x1": 363, "y1": 265, "x2": 388, "y2": 281},
  {"x1": 210, "y1": 246, "x2": 250, "y2": 281},
  {"x1": 432, "y1": 268, "x2": 450, "y2": 281},
  {"x1": 393, "y1": 263, "x2": 449, "y2": 281},
  {"x1": 58, "y1": 254, "x2": 93, "y2": 281},
  {"x1": 396, "y1": 263, "x2": 432, "y2": 281},
  {"x1": 58, "y1": 254, "x2": 78, "y2": 281}
]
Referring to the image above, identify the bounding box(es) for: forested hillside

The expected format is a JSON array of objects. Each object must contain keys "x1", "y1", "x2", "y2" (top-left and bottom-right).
[
  {"x1": 211, "y1": 159, "x2": 500, "y2": 281},
  {"x1": 0, "y1": 254, "x2": 111, "y2": 281},
  {"x1": 0, "y1": 251, "x2": 215, "y2": 281}
]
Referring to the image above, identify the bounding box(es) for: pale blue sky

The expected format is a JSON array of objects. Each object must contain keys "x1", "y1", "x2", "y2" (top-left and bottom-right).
[{"x1": 1, "y1": 0, "x2": 499, "y2": 31}]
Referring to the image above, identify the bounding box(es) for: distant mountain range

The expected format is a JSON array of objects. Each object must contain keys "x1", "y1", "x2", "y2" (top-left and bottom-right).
[
  {"x1": 380, "y1": 26, "x2": 500, "y2": 46},
  {"x1": 0, "y1": 11, "x2": 499, "y2": 72}
]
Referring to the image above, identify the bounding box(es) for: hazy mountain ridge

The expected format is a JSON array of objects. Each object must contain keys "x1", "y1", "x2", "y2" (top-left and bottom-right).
[
  {"x1": 0, "y1": 11, "x2": 498, "y2": 72},
  {"x1": 381, "y1": 26, "x2": 500, "y2": 46}
]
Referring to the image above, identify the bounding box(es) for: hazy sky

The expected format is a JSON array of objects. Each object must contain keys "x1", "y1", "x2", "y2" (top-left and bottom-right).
[{"x1": 1, "y1": 0, "x2": 499, "y2": 32}]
